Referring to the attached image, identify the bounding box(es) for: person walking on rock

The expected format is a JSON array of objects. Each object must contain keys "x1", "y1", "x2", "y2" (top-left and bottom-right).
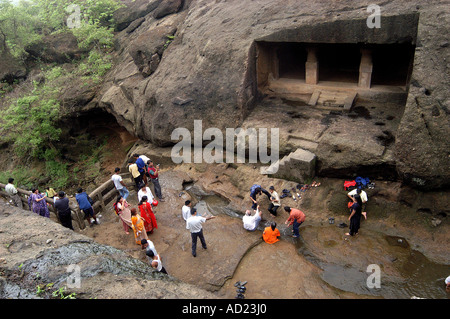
[
  {"x1": 112, "y1": 167, "x2": 129, "y2": 200},
  {"x1": 182, "y1": 200, "x2": 192, "y2": 221},
  {"x1": 54, "y1": 191, "x2": 73, "y2": 230},
  {"x1": 284, "y1": 206, "x2": 305, "y2": 238},
  {"x1": 131, "y1": 207, "x2": 148, "y2": 245},
  {"x1": 346, "y1": 194, "x2": 363, "y2": 237},
  {"x1": 115, "y1": 195, "x2": 132, "y2": 234},
  {"x1": 347, "y1": 188, "x2": 368, "y2": 219},
  {"x1": 128, "y1": 159, "x2": 143, "y2": 191},
  {"x1": 138, "y1": 195, "x2": 157, "y2": 234},
  {"x1": 76, "y1": 188, "x2": 98, "y2": 227},
  {"x1": 186, "y1": 207, "x2": 216, "y2": 257},
  {"x1": 5, "y1": 178, "x2": 23, "y2": 209},
  {"x1": 138, "y1": 184, "x2": 154, "y2": 203}
]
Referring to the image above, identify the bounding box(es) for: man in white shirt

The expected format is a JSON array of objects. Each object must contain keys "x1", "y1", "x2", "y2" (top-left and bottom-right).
[
  {"x1": 268, "y1": 186, "x2": 281, "y2": 217},
  {"x1": 5, "y1": 178, "x2": 23, "y2": 209},
  {"x1": 347, "y1": 188, "x2": 368, "y2": 219},
  {"x1": 243, "y1": 205, "x2": 262, "y2": 231},
  {"x1": 182, "y1": 200, "x2": 192, "y2": 221},
  {"x1": 112, "y1": 167, "x2": 129, "y2": 200},
  {"x1": 186, "y1": 208, "x2": 216, "y2": 257}
]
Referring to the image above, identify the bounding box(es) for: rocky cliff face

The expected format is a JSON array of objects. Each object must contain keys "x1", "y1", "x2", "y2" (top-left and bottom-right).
[
  {"x1": 91, "y1": 0, "x2": 448, "y2": 190},
  {"x1": 5, "y1": 0, "x2": 449, "y2": 190}
]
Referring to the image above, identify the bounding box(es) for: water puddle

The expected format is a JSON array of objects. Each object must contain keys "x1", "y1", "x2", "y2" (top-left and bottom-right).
[{"x1": 183, "y1": 183, "x2": 240, "y2": 218}]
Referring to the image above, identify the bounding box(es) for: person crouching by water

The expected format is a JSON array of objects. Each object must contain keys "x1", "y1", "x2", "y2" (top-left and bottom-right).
[
  {"x1": 346, "y1": 194, "x2": 363, "y2": 237},
  {"x1": 284, "y1": 206, "x2": 305, "y2": 238}
]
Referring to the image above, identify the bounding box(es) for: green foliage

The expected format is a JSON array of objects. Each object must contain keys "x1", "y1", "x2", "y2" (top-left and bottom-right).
[
  {"x1": 1, "y1": 92, "x2": 61, "y2": 158},
  {"x1": 77, "y1": 49, "x2": 112, "y2": 83},
  {"x1": 0, "y1": 166, "x2": 38, "y2": 189},
  {"x1": 72, "y1": 20, "x2": 114, "y2": 51}
]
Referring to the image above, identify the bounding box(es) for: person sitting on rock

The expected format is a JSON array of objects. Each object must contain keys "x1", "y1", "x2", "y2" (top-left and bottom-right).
[
  {"x1": 242, "y1": 205, "x2": 262, "y2": 232},
  {"x1": 262, "y1": 222, "x2": 281, "y2": 244}
]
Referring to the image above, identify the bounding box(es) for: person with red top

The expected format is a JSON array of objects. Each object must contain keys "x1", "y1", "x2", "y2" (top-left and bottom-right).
[
  {"x1": 147, "y1": 159, "x2": 165, "y2": 202},
  {"x1": 138, "y1": 195, "x2": 158, "y2": 234},
  {"x1": 284, "y1": 206, "x2": 306, "y2": 238}
]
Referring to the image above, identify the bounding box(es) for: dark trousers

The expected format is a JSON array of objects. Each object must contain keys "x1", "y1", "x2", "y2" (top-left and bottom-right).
[
  {"x1": 58, "y1": 210, "x2": 74, "y2": 230},
  {"x1": 150, "y1": 178, "x2": 162, "y2": 199},
  {"x1": 251, "y1": 188, "x2": 271, "y2": 210},
  {"x1": 349, "y1": 213, "x2": 361, "y2": 236},
  {"x1": 134, "y1": 175, "x2": 143, "y2": 191},
  {"x1": 268, "y1": 203, "x2": 279, "y2": 216},
  {"x1": 191, "y1": 229, "x2": 207, "y2": 256}
]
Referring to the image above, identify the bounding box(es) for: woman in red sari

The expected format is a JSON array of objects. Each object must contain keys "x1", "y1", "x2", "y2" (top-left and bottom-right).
[{"x1": 138, "y1": 195, "x2": 157, "y2": 234}]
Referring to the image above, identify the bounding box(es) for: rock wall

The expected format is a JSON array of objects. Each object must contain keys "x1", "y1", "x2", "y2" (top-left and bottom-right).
[
  {"x1": 4, "y1": 0, "x2": 448, "y2": 190},
  {"x1": 92, "y1": 0, "x2": 449, "y2": 190}
]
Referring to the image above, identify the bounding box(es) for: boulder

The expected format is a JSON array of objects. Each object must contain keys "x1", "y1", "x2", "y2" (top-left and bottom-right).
[
  {"x1": 25, "y1": 32, "x2": 87, "y2": 64},
  {"x1": 113, "y1": 0, "x2": 161, "y2": 31},
  {"x1": 0, "y1": 52, "x2": 27, "y2": 83}
]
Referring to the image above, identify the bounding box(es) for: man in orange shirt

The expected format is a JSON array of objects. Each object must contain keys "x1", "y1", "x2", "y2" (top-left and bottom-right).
[
  {"x1": 284, "y1": 206, "x2": 306, "y2": 238},
  {"x1": 262, "y1": 222, "x2": 281, "y2": 244}
]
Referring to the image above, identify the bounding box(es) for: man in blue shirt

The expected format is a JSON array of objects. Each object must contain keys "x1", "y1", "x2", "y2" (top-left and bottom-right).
[
  {"x1": 133, "y1": 153, "x2": 146, "y2": 186},
  {"x1": 249, "y1": 184, "x2": 271, "y2": 210},
  {"x1": 76, "y1": 188, "x2": 99, "y2": 227}
]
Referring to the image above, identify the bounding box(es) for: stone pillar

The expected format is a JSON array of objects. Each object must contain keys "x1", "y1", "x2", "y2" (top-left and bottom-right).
[
  {"x1": 358, "y1": 49, "x2": 373, "y2": 88},
  {"x1": 305, "y1": 47, "x2": 319, "y2": 85}
]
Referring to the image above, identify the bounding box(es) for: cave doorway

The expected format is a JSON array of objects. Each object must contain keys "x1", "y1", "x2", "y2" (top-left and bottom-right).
[
  {"x1": 256, "y1": 41, "x2": 415, "y2": 105},
  {"x1": 56, "y1": 108, "x2": 138, "y2": 181}
]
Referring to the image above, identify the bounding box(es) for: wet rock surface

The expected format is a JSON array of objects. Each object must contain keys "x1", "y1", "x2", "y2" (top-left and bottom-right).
[{"x1": 2, "y1": 147, "x2": 448, "y2": 299}]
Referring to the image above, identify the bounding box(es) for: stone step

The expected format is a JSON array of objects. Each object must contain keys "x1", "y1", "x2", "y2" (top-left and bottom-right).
[{"x1": 261, "y1": 148, "x2": 316, "y2": 183}]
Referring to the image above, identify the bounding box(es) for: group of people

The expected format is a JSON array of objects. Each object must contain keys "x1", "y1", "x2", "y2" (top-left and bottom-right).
[
  {"x1": 245, "y1": 184, "x2": 307, "y2": 242},
  {"x1": 126, "y1": 154, "x2": 164, "y2": 202},
  {"x1": 4, "y1": 178, "x2": 101, "y2": 231}
]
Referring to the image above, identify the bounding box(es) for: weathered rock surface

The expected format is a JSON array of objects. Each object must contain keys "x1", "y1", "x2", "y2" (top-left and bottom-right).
[
  {"x1": 89, "y1": 0, "x2": 449, "y2": 190},
  {"x1": 0, "y1": 201, "x2": 216, "y2": 299}
]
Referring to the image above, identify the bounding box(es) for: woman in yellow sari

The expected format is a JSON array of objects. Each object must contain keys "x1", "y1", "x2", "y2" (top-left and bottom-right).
[{"x1": 131, "y1": 208, "x2": 148, "y2": 245}]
